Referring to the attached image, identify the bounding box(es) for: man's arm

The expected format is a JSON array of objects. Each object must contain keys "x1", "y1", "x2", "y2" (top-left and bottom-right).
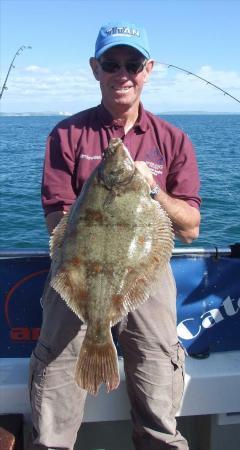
[
  {"x1": 151, "y1": 189, "x2": 200, "y2": 243},
  {"x1": 135, "y1": 161, "x2": 200, "y2": 244}
]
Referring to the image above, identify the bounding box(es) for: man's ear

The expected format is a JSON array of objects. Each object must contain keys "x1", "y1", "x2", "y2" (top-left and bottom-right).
[
  {"x1": 89, "y1": 57, "x2": 100, "y2": 81},
  {"x1": 144, "y1": 59, "x2": 155, "y2": 83}
]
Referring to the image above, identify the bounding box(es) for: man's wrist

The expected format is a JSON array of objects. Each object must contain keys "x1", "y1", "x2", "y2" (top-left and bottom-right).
[{"x1": 150, "y1": 183, "x2": 161, "y2": 198}]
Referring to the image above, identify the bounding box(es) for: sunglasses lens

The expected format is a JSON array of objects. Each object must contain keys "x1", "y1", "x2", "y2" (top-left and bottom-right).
[
  {"x1": 100, "y1": 61, "x2": 120, "y2": 73},
  {"x1": 99, "y1": 60, "x2": 146, "y2": 74},
  {"x1": 126, "y1": 62, "x2": 145, "y2": 74}
]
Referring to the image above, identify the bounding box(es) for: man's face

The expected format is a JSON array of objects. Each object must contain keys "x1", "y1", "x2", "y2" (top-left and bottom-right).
[{"x1": 90, "y1": 46, "x2": 154, "y2": 113}]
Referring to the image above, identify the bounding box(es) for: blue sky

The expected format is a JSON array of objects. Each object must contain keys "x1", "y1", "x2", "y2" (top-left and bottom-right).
[{"x1": 1, "y1": 0, "x2": 240, "y2": 113}]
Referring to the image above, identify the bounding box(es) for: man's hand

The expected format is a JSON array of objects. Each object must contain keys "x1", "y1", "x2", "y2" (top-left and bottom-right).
[
  {"x1": 135, "y1": 161, "x2": 155, "y2": 189},
  {"x1": 134, "y1": 161, "x2": 200, "y2": 244}
]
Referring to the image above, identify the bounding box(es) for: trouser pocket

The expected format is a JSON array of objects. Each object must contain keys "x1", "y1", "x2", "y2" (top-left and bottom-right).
[
  {"x1": 29, "y1": 352, "x2": 48, "y2": 412},
  {"x1": 171, "y1": 342, "x2": 186, "y2": 414}
]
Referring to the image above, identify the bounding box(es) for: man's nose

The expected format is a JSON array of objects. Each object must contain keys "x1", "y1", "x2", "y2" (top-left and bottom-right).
[{"x1": 115, "y1": 65, "x2": 129, "y2": 76}]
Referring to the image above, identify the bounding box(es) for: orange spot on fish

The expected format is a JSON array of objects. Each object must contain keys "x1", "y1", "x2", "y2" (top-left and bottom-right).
[
  {"x1": 78, "y1": 288, "x2": 88, "y2": 301},
  {"x1": 71, "y1": 257, "x2": 82, "y2": 266},
  {"x1": 111, "y1": 294, "x2": 124, "y2": 313},
  {"x1": 138, "y1": 236, "x2": 145, "y2": 245},
  {"x1": 153, "y1": 256, "x2": 160, "y2": 263},
  {"x1": 112, "y1": 294, "x2": 123, "y2": 304},
  {"x1": 85, "y1": 209, "x2": 103, "y2": 222},
  {"x1": 89, "y1": 262, "x2": 103, "y2": 273},
  {"x1": 117, "y1": 224, "x2": 126, "y2": 231}
]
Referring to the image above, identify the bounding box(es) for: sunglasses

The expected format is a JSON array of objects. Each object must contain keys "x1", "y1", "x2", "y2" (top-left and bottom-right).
[{"x1": 99, "y1": 59, "x2": 147, "y2": 74}]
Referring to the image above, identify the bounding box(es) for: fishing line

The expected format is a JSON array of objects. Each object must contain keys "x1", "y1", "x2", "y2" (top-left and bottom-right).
[{"x1": 157, "y1": 62, "x2": 240, "y2": 105}]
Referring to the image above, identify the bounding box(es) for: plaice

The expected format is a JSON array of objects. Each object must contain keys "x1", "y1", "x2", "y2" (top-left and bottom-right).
[{"x1": 49, "y1": 137, "x2": 174, "y2": 395}]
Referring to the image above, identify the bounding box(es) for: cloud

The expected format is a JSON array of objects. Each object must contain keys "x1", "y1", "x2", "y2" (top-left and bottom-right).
[
  {"x1": 143, "y1": 63, "x2": 240, "y2": 111},
  {"x1": 197, "y1": 65, "x2": 240, "y2": 91},
  {"x1": 24, "y1": 65, "x2": 51, "y2": 74},
  {"x1": 3, "y1": 65, "x2": 99, "y2": 100}
]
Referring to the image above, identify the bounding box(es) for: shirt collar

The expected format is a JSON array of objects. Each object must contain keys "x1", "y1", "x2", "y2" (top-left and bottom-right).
[{"x1": 96, "y1": 102, "x2": 149, "y2": 133}]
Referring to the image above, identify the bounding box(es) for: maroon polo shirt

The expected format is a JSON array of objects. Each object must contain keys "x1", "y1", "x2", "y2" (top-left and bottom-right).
[{"x1": 41, "y1": 103, "x2": 201, "y2": 216}]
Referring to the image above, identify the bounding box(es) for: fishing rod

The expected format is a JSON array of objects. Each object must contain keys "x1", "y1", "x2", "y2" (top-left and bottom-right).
[
  {"x1": 158, "y1": 62, "x2": 240, "y2": 105},
  {"x1": 0, "y1": 45, "x2": 32, "y2": 100}
]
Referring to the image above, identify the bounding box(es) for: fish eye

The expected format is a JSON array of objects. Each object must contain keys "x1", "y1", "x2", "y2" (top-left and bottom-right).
[{"x1": 110, "y1": 168, "x2": 124, "y2": 175}]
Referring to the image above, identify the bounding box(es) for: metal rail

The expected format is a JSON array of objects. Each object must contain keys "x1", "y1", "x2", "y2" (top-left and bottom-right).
[{"x1": 0, "y1": 246, "x2": 238, "y2": 259}]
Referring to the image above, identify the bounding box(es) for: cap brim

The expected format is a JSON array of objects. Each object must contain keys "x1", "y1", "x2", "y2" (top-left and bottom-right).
[{"x1": 95, "y1": 41, "x2": 150, "y2": 59}]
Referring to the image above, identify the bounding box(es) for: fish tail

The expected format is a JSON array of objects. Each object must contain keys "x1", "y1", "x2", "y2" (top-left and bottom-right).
[{"x1": 74, "y1": 334, "x2": 120, "y2": 395}]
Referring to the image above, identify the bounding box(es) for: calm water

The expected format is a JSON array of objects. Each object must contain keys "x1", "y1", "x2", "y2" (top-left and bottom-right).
[{"x1": 1, "y1": 114, "x2": 240, "y2": 250}]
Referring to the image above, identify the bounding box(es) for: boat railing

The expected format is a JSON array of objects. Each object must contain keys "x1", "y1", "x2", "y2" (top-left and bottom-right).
[{"x1": 0, "y1": 244, "x2": 239, "y2": 259}]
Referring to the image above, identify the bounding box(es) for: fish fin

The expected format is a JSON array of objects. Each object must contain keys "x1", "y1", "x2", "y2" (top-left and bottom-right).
[
  {"x1": 49, "y1": 213, "x2": 69, "y2": 259},
  {"x1": 51, "y1": 270, "x2": 87, "y2": 322},
  {"x1": 110, "y1": 275, "x2": 150, "y2": 325},
  {"x1": 74, "y1": 330, "x2": 120, "y2": 395},
  {"x1": 111, "y1": 205, "x2": 174, "y2": 324}
]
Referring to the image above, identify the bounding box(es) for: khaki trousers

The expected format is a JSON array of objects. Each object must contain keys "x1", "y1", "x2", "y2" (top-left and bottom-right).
[{"x1": 29, "y1": 265, "x2": 188, "y2": 450}]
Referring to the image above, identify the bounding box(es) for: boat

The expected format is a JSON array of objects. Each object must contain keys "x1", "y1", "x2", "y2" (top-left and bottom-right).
[{"x1": 1, "y1": 246, "x2": 240, "y2": 449}]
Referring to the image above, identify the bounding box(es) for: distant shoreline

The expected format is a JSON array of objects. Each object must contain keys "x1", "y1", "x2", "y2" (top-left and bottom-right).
[{"x1": 1, "y1": 111, "x2": 240, "y2": 117}]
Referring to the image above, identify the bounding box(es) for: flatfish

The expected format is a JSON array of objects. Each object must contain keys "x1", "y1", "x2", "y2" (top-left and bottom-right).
[{"x1": 50, "y1": 137, "x2": 174, "y2": 395}]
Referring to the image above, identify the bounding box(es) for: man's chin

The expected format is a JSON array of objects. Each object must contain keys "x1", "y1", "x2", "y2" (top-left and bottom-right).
[{"x1": 111, "y1": 96, "x2": 136, "y2": 107}]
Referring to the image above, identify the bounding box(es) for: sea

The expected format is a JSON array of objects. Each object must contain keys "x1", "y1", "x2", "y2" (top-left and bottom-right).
[{"x1": 1, "y1": 113, "x2": 240, "y2": 251}]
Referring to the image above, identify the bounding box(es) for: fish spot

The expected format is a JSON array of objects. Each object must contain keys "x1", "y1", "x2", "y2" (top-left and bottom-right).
[
  {"x1": 111, "y1": 294, "x2": 124, "y2": 319},
  {"x1": 138, "y1": 236, "x2": 145, "y2": 245},
  {"x1": 78, "y1": 288, "x2": 88, "y2": 301},
  {"x1": 88, "y1": 262, "x2": 103, "y2": 273},
  {"x1": 85, "y1": 208, "x2": 103, "y2": 223},
  {"x1": 71, "y1": 257, "x2": 82, "y2": 266},
  {"x1": 117, "y1": 223, "x2": 127, "y2": 231},
  {"x1": 95, "y1": 321, "x2": 102, "y2": 336},
  {"x1": 138, "y1": 277, "x2": 147, "y2": 286},
  {"x1": 111, "y1": 294, "x2": 124, "y2": 313},
  {"x1": 112, "y1": 294, "x2": 124, "y2": 303}
]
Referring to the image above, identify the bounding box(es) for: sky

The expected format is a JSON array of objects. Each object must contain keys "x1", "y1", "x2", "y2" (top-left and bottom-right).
[{"x1": 1, "y1": 0, "x2": 240, "y2": 114}]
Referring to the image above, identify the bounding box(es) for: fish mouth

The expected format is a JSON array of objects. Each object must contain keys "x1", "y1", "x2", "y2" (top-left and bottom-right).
[
  {"x1": 106, "y1": 137, "x2": 123, "y2": 155},
  {"x1": 98, "y1": 138, "x2": 136, "y2": 190}
]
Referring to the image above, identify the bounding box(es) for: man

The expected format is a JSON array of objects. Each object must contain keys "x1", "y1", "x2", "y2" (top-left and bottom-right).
[{"x1": 29, "y1": 21, "x2": 201, "y2": 450}]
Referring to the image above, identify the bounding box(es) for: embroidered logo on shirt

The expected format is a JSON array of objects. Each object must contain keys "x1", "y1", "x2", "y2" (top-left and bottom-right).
[
  {"x1": 80, "y1": 154, "x2": 101, "y2": 161},
  {"x1": 145, "y1": 148, "x2": 164, "y2": 176}
]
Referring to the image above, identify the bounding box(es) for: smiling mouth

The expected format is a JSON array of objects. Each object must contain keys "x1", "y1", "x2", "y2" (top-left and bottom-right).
[{"x1": 112, "y1": 86, "x2": 131, "y2": 93}]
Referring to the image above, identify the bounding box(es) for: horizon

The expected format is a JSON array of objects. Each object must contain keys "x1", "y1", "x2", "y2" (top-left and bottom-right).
[
  {"x1": 1, "y1": 0, "x2": 240, "y2": 114},
  {"x1": 0, "y1": 110, "x2": 240, "y2": 117}
]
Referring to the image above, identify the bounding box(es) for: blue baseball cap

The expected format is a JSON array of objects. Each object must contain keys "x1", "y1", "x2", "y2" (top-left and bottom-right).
[{"x1": 95, "y1": 21, "x2": 150, "y2": 59}]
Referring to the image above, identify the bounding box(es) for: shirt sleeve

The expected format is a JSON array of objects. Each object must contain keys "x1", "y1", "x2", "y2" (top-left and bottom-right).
[
  {"x1": 166, "y1": 132, "x2": 201, "y2": 209},
  {"x1": 41, "y1": 125, "x2": 77, "y2": 216}
]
